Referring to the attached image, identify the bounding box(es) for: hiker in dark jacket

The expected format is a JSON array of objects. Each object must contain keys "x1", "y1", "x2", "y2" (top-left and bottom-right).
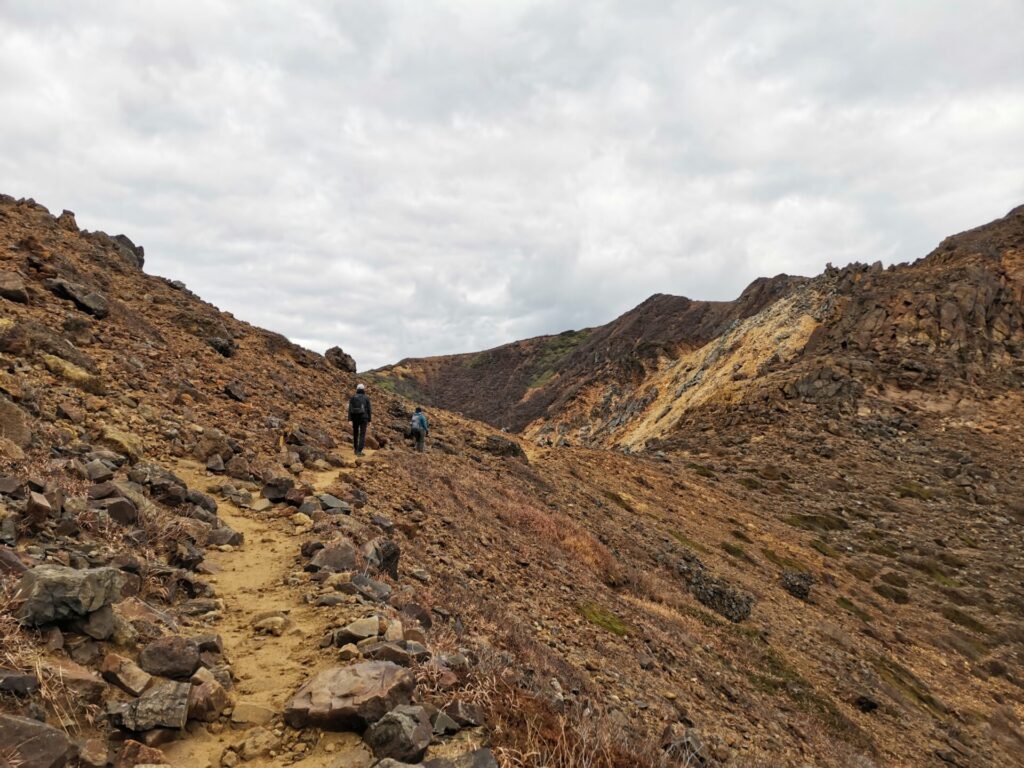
[
  {"x1": 410, "y1": 406, "x2": 429, "y2": 452},
  {"x1": 348, "y1": 383, "x2": 372, "y2": 456}
]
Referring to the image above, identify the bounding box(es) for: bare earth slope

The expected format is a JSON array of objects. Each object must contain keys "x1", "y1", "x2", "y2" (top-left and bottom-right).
[{"x1": 1, "y1": 196, "x2": 1023, "y2": 768}]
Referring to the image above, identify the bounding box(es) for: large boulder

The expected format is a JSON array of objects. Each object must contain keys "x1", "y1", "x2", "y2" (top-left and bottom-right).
[
  {"x1": 284, "y1": 662, "x2": 415, "y2": 731},
  {"x1": 364, "y1": 705, "x2": 431, "y2": 763},
  {"x1": 16, "y1": 565, "x2": 126, "y2": 625},
  {"x1": 325, "y1": 346, "x2": 357, "y2": 373},
  {"x1": 0, "y1": 714, "x2": 75, "y2": 767}
]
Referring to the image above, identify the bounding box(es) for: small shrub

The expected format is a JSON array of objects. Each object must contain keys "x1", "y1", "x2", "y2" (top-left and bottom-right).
[
  {"x1": 879, "y1": 571, "x2": 909, "y2": 588},
  {"x1": 761, "y1": 547, "x2": 808, "y2": 571},
  {"x1": 669, "y1": 530, "x2": 709, "y2": 554},
  {"x1": 686, "y1": 462, "x2": 716, "y2": 478},
  {"x1": 941, "y1": 606, "x2": 990, "y2": 635},
  {"x1": 784, "y1": 514, "x2": 849, "y2": 532},
  {"x1": 837, "y1": 596, "x2": 873, "y2": 622},
  {"x1": 872, "y1": 583, "x2": 910, "y2": 604},
  {"x1": 721, "y1": 542, "x2": 755, "y2": 563},
  {"x1": 809, "y1": 539, "x2": 840, "y2": 557}
]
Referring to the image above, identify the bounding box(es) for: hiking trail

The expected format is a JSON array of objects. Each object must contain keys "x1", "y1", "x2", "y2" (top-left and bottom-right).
[{"x1": 164, "y1": 449, "x2": 377, "y2": 768}]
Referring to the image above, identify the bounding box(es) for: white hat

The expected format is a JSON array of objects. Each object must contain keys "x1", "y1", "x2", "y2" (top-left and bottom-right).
[{"x1": 356, "y1": 383, "x2": 365, "y2": 391}]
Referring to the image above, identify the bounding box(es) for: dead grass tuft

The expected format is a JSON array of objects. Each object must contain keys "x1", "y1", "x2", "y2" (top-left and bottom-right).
[{"x1": 0, "y1": 583, "x2": 86, "y2": 734}]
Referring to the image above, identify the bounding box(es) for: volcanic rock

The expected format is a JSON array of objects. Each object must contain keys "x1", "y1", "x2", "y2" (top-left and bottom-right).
[
  {"x1": 16, "y1": 565, "x2": 126, "y2": 625},
  {"x1": 284, "y1": 662, "x2": 415, "y2": 730}
]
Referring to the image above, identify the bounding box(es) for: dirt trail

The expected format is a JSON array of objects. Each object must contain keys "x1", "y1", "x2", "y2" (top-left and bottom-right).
[{"x1": 163, "y1": 451, "x2": 376, "y2": 768}]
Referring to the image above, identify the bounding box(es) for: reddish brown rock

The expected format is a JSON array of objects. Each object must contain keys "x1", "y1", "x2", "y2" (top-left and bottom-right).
[
  {"x1": 113, "y1": 739, "x2": 165, "y2": 768},
  {"x1": 284, "y1": 662, "x2": 415, "y2": 730},
  {"x1": 101, "y1": 653, "x2": 153, "y2": 697}
]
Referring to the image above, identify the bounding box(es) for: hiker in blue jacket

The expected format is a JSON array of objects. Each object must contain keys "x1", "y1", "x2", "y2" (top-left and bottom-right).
[{"x1": 410, "y1": 406, "x2": 429, "y2": 452}]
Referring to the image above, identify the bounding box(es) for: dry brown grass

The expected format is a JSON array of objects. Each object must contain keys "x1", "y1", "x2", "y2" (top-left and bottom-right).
[
  {"x1": 489, "y1": 499, "x2": 623, "y2": 586},
  {"x1": 0, "y1": 582, "x2": 86, "y2": 734}
]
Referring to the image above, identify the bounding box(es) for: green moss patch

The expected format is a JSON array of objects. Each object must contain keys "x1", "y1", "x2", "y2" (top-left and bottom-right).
[
  {"x1": 669, "y1": 530, "x2": 709, "y2": 554},
  {"x1": 761, "y1": 548, "x2": 808, "y2": 572},
  {"x1": 579, "y1": 603, "x2": 631, "y2": 636}
]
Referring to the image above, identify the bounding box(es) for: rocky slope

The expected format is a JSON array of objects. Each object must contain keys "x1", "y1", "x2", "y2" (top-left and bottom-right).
[{"x1": 1, "y1": 195, "x2": 1023, "y2": 768}]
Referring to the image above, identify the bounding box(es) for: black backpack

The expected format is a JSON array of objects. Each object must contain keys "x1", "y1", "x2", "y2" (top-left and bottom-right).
[{"x1": 349, "y1": 394, "x2": 367, "y2": 418}]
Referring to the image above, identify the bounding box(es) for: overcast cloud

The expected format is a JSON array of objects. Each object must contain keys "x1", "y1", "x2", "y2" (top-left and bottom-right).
[{"x1": 2, "y1": 1, "x2": 1022, "y2": 369}]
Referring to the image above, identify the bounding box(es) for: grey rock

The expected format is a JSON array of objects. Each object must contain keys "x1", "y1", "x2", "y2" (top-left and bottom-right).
[
  {"x1": 45, "y1": 278, "x2": 109, "y2": 318},
  {"x1": 0, "y1": 272, "x2": 29, "y2": 303},
  {"x1": 781, "y1": 570, "x2": 816, "y2": 601},
  {"x1": 308, "y1": 538, "x2": 357, "y2": 572},
  {"x1": 16, "y1": 565, "x2": 126, "y2": 625},
  {"x1": 111, "y1": 681, "x2": 191, "y2": 731},
  {"x1": 362, "y1": 538, "x2": 400, "y2": 580},
  {"x1": 0, "y1": 713, "x2": 75, "y2": 767},
  {"x1": 364, "y1": 705, "x2": 431, "y2": 763}
]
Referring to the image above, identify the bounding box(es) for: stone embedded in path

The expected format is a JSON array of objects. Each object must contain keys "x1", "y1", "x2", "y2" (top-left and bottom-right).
[
  {"x1": 187, "y1": 678, "x2": 231, "y2": 722},
  {"x1": 364, "y1": 705, "x2": 432, "y2": 763},
  {"x1": 284, "y1": 662, "x2": 415, "y2": 731},
  {"x1": 16, "y1": 565, "x2": 126, "y2": 625},
  {"x1": 0, "y1": 713, "x2": 75, "y2": 768},
  {"x1": 230, "y1": 701, "x2": 275, "y2": 726},
  {"x1": 261, "y1": 472, "x2": 294, "y2": 502}
]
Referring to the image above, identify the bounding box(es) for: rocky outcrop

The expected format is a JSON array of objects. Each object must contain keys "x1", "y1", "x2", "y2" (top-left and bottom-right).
[{"x1": 326, "y1": 346, "x2": 357, "y2": 373}]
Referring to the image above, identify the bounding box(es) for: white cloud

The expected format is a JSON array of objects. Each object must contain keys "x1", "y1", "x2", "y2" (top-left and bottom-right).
[{"x1": 1, "y1": 0, "x2": 1022, "y2": 368}]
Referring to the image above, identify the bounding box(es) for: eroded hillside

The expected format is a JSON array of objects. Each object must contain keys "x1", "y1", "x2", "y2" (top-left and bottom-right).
[{"x1": 1, "y1": 196, "x2": 1023, "y2": 768}]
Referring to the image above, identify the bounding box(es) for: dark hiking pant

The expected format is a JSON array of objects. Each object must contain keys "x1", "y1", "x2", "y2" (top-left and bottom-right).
[
  {"x1": 352, "y1": 419, "x2": 368, "y2": 454},
  {"x1": 412, "y1": 428, "x2": 425, "y2": 452}
]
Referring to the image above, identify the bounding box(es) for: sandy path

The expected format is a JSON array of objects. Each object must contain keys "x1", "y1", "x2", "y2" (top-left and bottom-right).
[{"x1": 163, "y1": 455, "x2": 373, "y2": 768}]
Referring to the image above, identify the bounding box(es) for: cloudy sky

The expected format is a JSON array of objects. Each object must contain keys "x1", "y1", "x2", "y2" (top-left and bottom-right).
[{"x1": 2, "y1": 1, "x2": 1022, "y2": 369}]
